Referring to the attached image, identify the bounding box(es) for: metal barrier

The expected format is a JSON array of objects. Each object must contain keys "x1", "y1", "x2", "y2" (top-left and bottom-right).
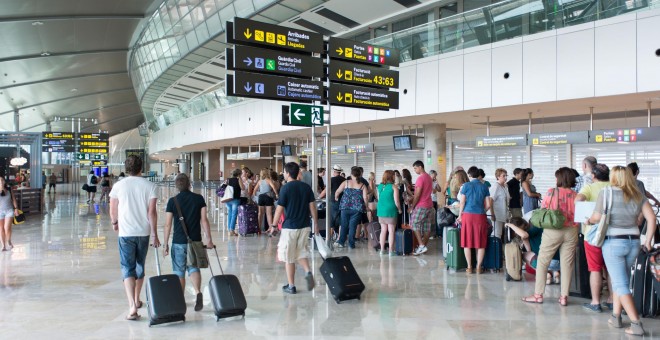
[{"x1": 153, "y1": 179, "x2": 226, "y2": 232}]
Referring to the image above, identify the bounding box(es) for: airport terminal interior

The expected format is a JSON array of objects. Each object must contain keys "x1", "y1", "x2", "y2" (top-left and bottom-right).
[{"x1": 1, "y1": 0, "x2": 660, "y2": 338}]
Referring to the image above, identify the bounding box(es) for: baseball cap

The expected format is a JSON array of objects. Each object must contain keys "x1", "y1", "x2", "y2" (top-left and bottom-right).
[{"x1": 332, "y1": 164, "x2": 343, "y2": 172}]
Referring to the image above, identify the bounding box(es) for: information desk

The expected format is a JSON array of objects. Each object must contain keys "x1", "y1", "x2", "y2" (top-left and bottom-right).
[{"x1": 12, "y1": 188, "x2": 43, "y2": 214}]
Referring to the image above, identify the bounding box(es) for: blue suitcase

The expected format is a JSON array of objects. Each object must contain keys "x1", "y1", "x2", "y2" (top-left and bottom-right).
[
  {"x1": 395, "y1": 229, "x2": 414, "y2": 255},
  {"x1": 482, "y1": 236, "x2": 502, "y2": 272}
]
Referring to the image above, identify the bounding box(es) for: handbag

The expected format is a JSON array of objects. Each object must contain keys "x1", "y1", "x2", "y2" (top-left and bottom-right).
[
  {"x1": 529, "y1": 188, "x2": 565, "y2": 230},
  {"x1": 216, "y1": 182, "x2": 227, "y2": 197},
  {"x1": 220, "y1": 184, "x2": 234, "y2": 203},
  {"x1": 173, "y1": 197, "x2": 209, "y2": 268},
  {"x1": 13, "y1": 209, "x2": 25, "y2": 225},
  {"x1": 585, "y1": 186, "x2": 613, "y2": 247}
]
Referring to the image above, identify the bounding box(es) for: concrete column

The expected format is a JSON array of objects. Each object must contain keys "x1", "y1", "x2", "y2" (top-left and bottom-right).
[
  {"x1": 208, "y1": 149, "x2": 220, "y2": 180},
  {"x1": 424, "y1": 123, "x2": 447, "y2": 186},
  {"x1": 13, "y1": 110, "x2": 19, "y2": 131},
  {"x1": 190, "y1": 152, "x2": 203, "y2": 181},
  {"x1": 219, "y1": 147, "x2": 226, "y2": 180}
]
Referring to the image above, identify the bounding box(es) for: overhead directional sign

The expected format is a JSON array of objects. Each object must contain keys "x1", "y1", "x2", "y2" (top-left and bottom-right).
[
  {"x1": 289, "y1": 104, "x2": 324, "y2": 127},
  {"x1": 328, "y1": 60, "x2": 399, "y2": 89},
  {"x1": 329, "y1": 37, "x2": 400, "y2": 67},
  {"x1": 530, "y1": 131, "x2": 589, "y2": 145},
  {"x1": 230, "y1": 17, "x2": 324, "y2": 54},
  {"x1": 329, "y1": 83, "x2": 399, "y2": 110},
  {"x1": 476, "y1": 135, "x2": 528, "y2": 147},
  {"x1": 229, "y1": 45, "x2": 324, "y2": 78},
  {"x1": 229, "y1": 72, "x2": 324, "y2": 102}
]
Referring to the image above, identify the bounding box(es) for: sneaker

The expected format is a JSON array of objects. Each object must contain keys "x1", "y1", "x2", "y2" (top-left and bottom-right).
[
  {"x1": 389, "y1": 251, "x2": 397, "y2": 257},
  {"x1": 305, "y1": 272, "x2": 315, "y2": 291},
  {"x1": 334, "y1": 242, "x2": 344, "y2": 248},
  {"x1": 603, "y1": 302, "x2": 614, "y2": 310},
  {"x1": 379, "y1": 250, "x2": 386, "y2": 256},
  {"x1": 194, "y1": 292, "x2": 203, "y2": 311},
  {"x1": 419, "y1": 245, "x2": 428, "y2": 254},
  {"x1": 282, "y1": 284, "x2": 297, "y2": 294},
  {"x1": 582, "y1": 303, "x2": 602, "y2": 313}
]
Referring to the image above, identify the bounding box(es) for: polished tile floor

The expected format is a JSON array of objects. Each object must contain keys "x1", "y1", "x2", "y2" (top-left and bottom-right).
[{"x1": 1, "y1": 191, "x2": 659, "y2": 339}]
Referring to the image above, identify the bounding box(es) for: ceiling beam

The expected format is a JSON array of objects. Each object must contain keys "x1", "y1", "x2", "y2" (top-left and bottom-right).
[
  {"x1": 0, "y1": 70, "x2": 128, "y2": 91},
  {"x1": 0, "y1": 48, "x2": 128, "y2": 63},
  {"x1": 0, "y1": 15, "x2": 145, "y2": 23},
  {"x1": 0, "y1": 87, "x2": 136, "y2": 116},
  {"x1": 19, "y1": 101, "x2": 139, "y2": 131}
]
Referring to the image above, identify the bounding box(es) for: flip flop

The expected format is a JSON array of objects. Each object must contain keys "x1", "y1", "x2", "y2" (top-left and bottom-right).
[
  {"x1": 135, "y1": 301, "x2": 143, "y2": 309},
  {"x1": 126, "y1": 313, "x2": 141, "y2": 321}
]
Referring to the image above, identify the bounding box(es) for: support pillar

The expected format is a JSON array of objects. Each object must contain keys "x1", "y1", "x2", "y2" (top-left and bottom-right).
[{"x1": 423, "y1": 123, "x2": 447, "y2": 187}]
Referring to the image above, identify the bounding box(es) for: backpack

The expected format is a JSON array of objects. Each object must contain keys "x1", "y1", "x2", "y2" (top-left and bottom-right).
[{"x1": 90, "y1": 175, "x2": 98, "y2": 185}]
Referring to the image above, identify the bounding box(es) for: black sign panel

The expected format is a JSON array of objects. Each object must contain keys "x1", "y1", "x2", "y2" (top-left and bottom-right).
[
  {"x1": 42, "y1": 145, "x2": 75, "y2": 152},
  {"x1": 79, "y1": 147, "x2": 109, "y2": 154},
  {"x1": 230, "y1": 45, "x2": 323, "y2": 78},
  {"x1": 530, "y1": 131, "x2": 589, "y2": 145},
  {"x1": 230, "y1": 72, "x2": 324, "y2": 102},
  {"x1": 43, "y1": 132, "x2": 75, "y2": 140},
  {"x1": 589, "y1": 127, "x2": 660, "y2": 143},
  {"x1": 77, "y1": 133, "x2": 109, "y2": 141},
  {"x1": 476, "y1": 135, "x2": 528, "y2": 147},
  {"x1": 231, "y1": 17, "x2": 324, "y2": 54},
  {"x1": 328, "y1": 37, "x2": 400, "y2": 67},
  {"x1": 328, "y1": 83, "x2": 398, "y2": 110},
  {"x1": 328, "y1": 60, "x2": 399, "y2": 89},
  {"x1": 43, "y1": 139, "x2": 76, "y2": 146}
]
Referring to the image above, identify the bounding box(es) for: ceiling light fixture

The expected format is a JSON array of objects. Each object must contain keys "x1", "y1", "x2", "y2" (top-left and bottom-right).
[
  {"x1": 41, "y1": 52, "x2": 51, "y2": 56},
  {"x1": 32, "y1": 21, "x2": 44, "y2": 26},
  {"x1": 70, "y1": 88, "x2": 78, "y2": 92}
]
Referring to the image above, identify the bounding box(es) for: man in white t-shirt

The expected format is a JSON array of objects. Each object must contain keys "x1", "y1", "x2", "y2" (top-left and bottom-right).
[{"x1": 109, "y1": 155, "x2": 159, "y2": 321}]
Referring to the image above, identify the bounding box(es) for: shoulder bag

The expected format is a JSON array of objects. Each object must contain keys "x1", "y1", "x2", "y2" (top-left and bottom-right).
[
  {"x1": 220, "y1": 183, "x2": 234, "y2": 203},
  {"x1": 173, "y1": 197, "x2": 209, "y2": 268},
  {"x1": 529, "y1": 188, "x2": 565, "y2": 230},
  {"x1": 586, "y1": 186, "x2": 613, "y2": 247},
  {"x1": 9, "y1": 190, "x2": 25, "y2": 224}
]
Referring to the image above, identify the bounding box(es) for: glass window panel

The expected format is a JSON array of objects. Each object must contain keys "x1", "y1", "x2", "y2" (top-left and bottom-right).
[
  {"x1": 253, "y1": 0, "x2": 276, "y2": 11},
  {"x1": 374, "y1": 25, "x2": 389, "y2": 38},
  {"x1": 353, "y1": 31, "x2": 371, "y2": 42},
  {"x1": 219, "y1": 4, "x2": 236, "y2": 27},
  {"x1": 206, "y1": 12, "x2": 223, "y2": 34},
  {"x1": 215, "y1": 0, "x2": 232, "y2": 10},
  {"x1": 186, "y1": 29, "x2": 198, "y2": 48},
  {"x1": 168, "y1": 0, "x2": 181, "y2": 22},
  {"x1": 178, "y1": 0, "x2": 191, "y2": 16},
  {"x1": 160, "y1": 6, "x2": 172, "y2": 28},
  {"x1": 195, "y1": 22, "x2": 210, "y2": 42},
  {"x1": 179, "y1": 13, "x2": 194, "y2": 32},
  {"x1": 413, "y1": 11, "x2": 432, "y2": 26},
  {"x1": 233, "y1": 0, "x2": 255, "y2": 17},
  {"x1": 178, "y1": 36, "x2": 189, "y2": 54},
  {"x1": 392, "y1": 18, "x2": 412, "y2": 32},
  {"x1": 190, "y1": 6, "x2": 205, "y2": 26},
  {"x1": 202, "y1": 0, "x2": 217, "y2": 15}
]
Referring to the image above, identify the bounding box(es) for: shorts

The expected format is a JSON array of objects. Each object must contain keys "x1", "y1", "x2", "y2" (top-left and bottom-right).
[
  {"x1": 118, "y1": 236, "x2": 150, "y2": 279},
  {"x1": 257, "y1": 194, "x2": 274, "y2": 206},
  {"x1": 278, "y1": 227, "x2": 311, "y2": 264},
  {"x1": 49, "y1": 183, "x2": 56, "y2": 189},
  {"x1": 87, "y1": 186, "x2": 97, "y2": 193},
  {"x1": 411, "y1": 207, "x2": 435, "y2": 234},
  {"x1": 585, "y1": 241, "x2": 607, "y2": 272},
  {"x1": 171, "y1": 243, "x2": 200, "y2": 278},
  {"x1": 0, "y1": 210, "x2": 14, "y2": 218}
]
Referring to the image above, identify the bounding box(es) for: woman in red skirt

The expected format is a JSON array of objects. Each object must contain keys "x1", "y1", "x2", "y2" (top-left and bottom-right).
[{"x1": 457, "y1": 166, "x2": 491, "y2": 273}]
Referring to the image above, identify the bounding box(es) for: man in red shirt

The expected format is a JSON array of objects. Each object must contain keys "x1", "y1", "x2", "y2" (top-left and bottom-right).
[{"x1": 410, "y1": 160, "x2": 435, "y2": 256}]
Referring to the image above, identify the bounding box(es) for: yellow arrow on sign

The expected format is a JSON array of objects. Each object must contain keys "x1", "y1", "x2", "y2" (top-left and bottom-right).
[
  {"x1": 336, "y1": 93, "x2": 343, "y2": 101},
  {"x1": 336, "y1": 69, "x2": 343, "y2": 79},
  {"x1": 336, "y1": 47, "x2": 343, "y2": 56},
  {"x1": 244, "y1": 28, "x2": 252, "y2": 39}
]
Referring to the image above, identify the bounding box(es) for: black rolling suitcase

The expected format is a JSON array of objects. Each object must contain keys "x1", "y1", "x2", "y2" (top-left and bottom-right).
[
  {"x1": 146, "y1": 248, "x2": 186, "y2": 327},
  {"x1": 631, "y1": 248, "x2": 660, "y2": 318},
  {"x1": 395, "y1": 228, "x2": 414, "y2": 255},
  {"x1": 208, "y1": 246, "x2": 247, "y2": 320},
  {"x1": 320, "y1": 256, "x2": 365, "y2": 304},
  {"x1": 568, "y1": 233, "x2": 591, "y2": 299}
]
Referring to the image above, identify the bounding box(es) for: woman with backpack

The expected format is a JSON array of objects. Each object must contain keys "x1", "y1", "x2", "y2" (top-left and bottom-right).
[{"x1": 86, "y1": 170, "x2": 98, "y2": 203}]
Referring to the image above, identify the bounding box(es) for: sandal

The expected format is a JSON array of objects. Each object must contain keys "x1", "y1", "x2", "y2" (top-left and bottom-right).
[
  {"x1": 558, "y1": 295, "x2": 568, "y2": 306},
  {"x1": 476, "y1": 268, "x2": 483, "y2": 274},
  {"x1": 608, "y1": 314, "x2": 622, "y2": 328},
  {"x1": 466, "y1": 268, "x2": 473, "y2": 274},
  {"x1": 126, "y1": 313, "x2": 141, "y2": 321},
  {"x1": 625, "y1": 321, "x2": 644, "y2": 336},
  {"x1": 553, "y1": 274, "x2": 560, "y2": 285},
  {"x1": 546, "y1": 273, "x2": 552, "y2": 285},
  {"x1": 135, "y1": 300, "x2": 143, "y2": 309},
  {"x1": 522, "y1": 294, "x2": 544, "y2": 304}
]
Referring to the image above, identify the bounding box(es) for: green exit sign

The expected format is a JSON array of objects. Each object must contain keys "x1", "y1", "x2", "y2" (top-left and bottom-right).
[
  {"x1": 77, "y1": 153, "x2": 104, "y2": 160},
  {"x1": 289, "y1": 104, "x2": 324, "y2": 127}
]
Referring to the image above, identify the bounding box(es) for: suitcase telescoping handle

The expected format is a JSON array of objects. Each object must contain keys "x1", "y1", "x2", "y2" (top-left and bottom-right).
[
  {"x1": 153, "y1": 244, "x2": 162, "y2": 277},
  {"x1": 207, "y1": 245, "x2": 224, "y2": 276}
]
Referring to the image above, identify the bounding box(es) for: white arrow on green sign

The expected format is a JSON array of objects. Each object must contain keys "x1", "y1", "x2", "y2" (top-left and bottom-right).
[{"x1": 289, "y1": 104, "x2": 324, "y2": 127}]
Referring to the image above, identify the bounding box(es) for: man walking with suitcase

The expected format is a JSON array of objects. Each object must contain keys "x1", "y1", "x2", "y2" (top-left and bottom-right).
[
  {"x1": 109, "y1": 155, "x2": 159, "y2": 320},
  {"x1": 271, "y1": 162, "x2": 319, "y2": 294}
]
